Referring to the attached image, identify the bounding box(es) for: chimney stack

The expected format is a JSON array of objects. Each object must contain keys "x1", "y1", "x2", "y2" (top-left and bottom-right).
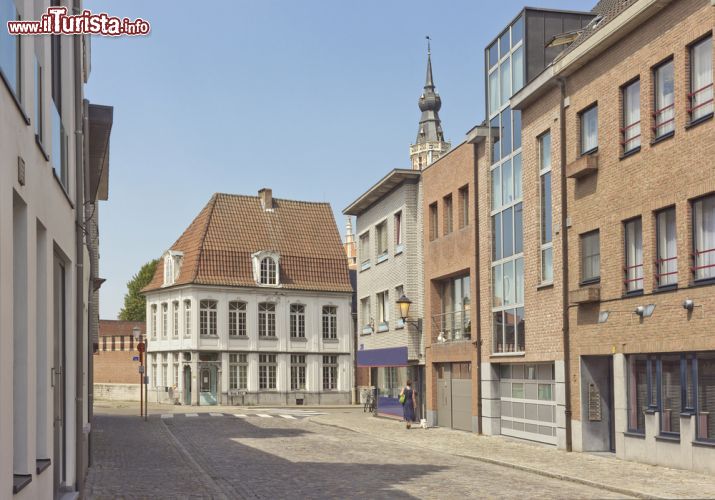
[{"x1": 258, "y1": 188, "x2": 273, "y2": 210}]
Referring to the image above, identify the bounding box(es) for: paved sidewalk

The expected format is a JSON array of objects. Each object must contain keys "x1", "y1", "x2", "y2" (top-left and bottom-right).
[{"x1": 311, "y1": 410, "x2": 715, "y2": 499}]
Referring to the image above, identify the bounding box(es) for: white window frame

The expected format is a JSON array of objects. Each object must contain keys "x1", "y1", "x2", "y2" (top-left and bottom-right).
[
  {"x1": 290, "y1": 303, "x2": 305, "y2": 338},
  {"x1": 259, "y1": 354, "x2": 277, "y2": 390},
  {"x1": 161, "y1": 303, "x2": 168, "y2": 338},
  {"x1": 172, "y1": 301, "x2": 179, "y2": 338},
  {"x1": 184, "y1": 300, "x2": 192, "y2": 338},
  {"x1": 199, "y1": 299, "x2": 217, "y2": 336},
  {"x1": 359, "y1": 231, "x2": 371, "y2": 270},
  {"x1": 656, "y1": 207, "x2": 677, "y2": 288},
  {"x1": 151, "y1": 304, "x2": 157, "y2": 339},
  {"x1": 322, "y1": 305, "x2": 338, "y2": 339},
  {"x1": 624, "y1": 218, "x2": 644, "y2": 293},
  {"x1": 290, "y1": 354, "x2": 306, "y2": 390},
  {"x1": 360, "y1": 297, "x2": 372, "y2": 334},
  {"x1": 322, "y1": 355, "x2": 338, "y2": 390},
  {"x1": 228, "y1": 301, "x2": 247, "y2": 337},
  {"x1": 376, "y1": 220, "x2": 388, "y2": 263},
  {"x1": 376, "y1": 291, "x2": 389, "y2": 332},
  {"x1": 539, "y1": 132, "x2": 553, "y2": 285},
  {"x1": 258, "y1": 302, "x2": 276, "y2": 337}
]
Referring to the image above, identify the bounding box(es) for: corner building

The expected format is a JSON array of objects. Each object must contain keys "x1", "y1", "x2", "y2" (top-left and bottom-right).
[
  {"x1": 513, "y1": 0, "x2": 715, "y2": 472},
  {"x1": 142, "y1": 189, "x2": 354, "y2": 406}
]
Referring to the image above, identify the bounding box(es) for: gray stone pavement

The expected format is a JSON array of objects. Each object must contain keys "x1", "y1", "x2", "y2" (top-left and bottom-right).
[
  {"x1": 310, "y1": 409, "x2": 715, "y2": 499},
  {"x1": 86, "y1": 404, "x2": 628, "y2": 499}
]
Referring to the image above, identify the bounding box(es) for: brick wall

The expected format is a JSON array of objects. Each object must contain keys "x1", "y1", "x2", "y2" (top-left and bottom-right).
[{"x1": 94, "y1": 320, "x2": 145, "y2": 384}]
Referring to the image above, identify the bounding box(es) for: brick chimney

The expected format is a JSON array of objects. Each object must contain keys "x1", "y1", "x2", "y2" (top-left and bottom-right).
[{"x1": 258, "y1": 188, "x2": 273, "y2": 210}]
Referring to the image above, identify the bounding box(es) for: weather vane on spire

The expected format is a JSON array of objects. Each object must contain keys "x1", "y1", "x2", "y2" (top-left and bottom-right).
[{"x1": 426, "y1": 35, "x2": 431, "y2": 55}]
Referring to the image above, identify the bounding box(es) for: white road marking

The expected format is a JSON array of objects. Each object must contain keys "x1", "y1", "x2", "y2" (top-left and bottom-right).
[
  {"x1": 256, "y1": 413, "x2": 272, "y2": 418},
  {"x1": 209, "y1": 412, "x2": 223, "y2": 417},
  {"x1": 234, "y1": 414, "x2": 248, "y2": 418},
  {"x1": 280, "y1": 414, "x2": 297, "y2": 420},
  {"x1": 161, "y1": 414, "x2": 174, "y2": 419},
  {"x1": 186, "y1": 413, "x2": 199, "y2": 417}
]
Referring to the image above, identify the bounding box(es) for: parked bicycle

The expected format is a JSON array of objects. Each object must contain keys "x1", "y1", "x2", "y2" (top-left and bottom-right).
[{"x1": 363, "y1": 389, "x2": 377, "y2": 415}]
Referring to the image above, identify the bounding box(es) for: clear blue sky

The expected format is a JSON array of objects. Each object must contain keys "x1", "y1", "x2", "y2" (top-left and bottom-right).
[{"x1": 86, "y1": 0, "x2": 594, "y2": 319}]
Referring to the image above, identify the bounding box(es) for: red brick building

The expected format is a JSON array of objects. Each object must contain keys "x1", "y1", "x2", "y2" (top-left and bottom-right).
[{"x1": 94, "y1": 320, "x2": 144, "y2": 387}]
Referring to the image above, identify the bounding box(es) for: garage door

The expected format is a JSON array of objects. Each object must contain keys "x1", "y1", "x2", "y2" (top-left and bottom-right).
[{"x1": 499, "y1": 363, "x2": 556, "y2": 445}]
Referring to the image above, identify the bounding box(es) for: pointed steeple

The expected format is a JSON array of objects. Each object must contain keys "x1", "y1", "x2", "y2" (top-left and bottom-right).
[{"x1": 410, "y1": 36, "x2": 450, "y2": 170}]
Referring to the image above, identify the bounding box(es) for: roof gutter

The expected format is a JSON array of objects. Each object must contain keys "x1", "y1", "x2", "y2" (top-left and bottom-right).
[{"x1": 511, "y1": 0, "x2": 673, "y2": 111}]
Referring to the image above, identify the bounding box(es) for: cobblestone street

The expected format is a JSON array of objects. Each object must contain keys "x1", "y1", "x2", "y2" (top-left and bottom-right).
[{"x1": 86, "y1": 405, "x2": 634, "y2": 499}]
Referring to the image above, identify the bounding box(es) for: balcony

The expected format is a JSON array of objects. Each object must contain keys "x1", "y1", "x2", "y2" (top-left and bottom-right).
[
  {"x1": 569, "y1": 285, "x2": 601, "y2": 304},
  {"x1": 566, "y1": 153, "x2": 598, "y2": 179},
  {"x1": 431, "y1": 310, "x2": 471, "y2": 343}
]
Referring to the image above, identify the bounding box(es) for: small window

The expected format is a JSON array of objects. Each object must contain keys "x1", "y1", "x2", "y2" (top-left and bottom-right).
[
  {"x1": 443, "y1": 194, "x2": 453, "y2": 235},
  {"x1": 692, "y1": 194, "x2": 715, "y2": 281},
  {"x1": 228, "y1": 301, "x2": 247, "y2": 337},
  {"x1": 488, "y1": 42, "x2": 499, "y2": 69},
  {"x1": 458, "y1": 186, "x2": 469, "y2": 229},
  {"x1": 661, "y1": 355, "x2": 681, "y2": 435},
  {"x1": 654, "y1": 59, "x2": 675, "y2": 138},
  {"x1": 656, "y1": 208, "x2": 677, "y2": 288},
  {"x1": 260, "y1": 257, "x2": 277, "y2": 285},
  {"x1": 394, "y1": 211, "x2": 403, "y2": 249},
  {"x1": 580, "y1": 105, "x2": 598, "y2": 154},
  {"x1": 376, "y1": 221, "x2": 388, "y2": 260},
  {"x1": 290, "y1": 304, "x2": 305, "y2": 338},
  {"x1": 689, "y1": 36, "x2": 713, "y2": 123},
  {"x1": 624, "y1": 218, "x2": 643, "y2": 293},
  {"x1": 621, "y1": 79, "x2": 641, "y2": 154},
  {"x1": 377, "y1": 291, "x2": 389, "y2": 331},
  {"x1": 429, "y1": 203, "x2": 438, "y2": 241},
  {"x1": 581, "y1": 230, "x2": 600, "y2": 283}
]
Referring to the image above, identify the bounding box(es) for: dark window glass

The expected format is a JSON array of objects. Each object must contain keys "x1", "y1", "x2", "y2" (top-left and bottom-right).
[
  {"x1": 488, "y1": 42, "x2": 499, "y2": 68},
  {"x1": 512, "y1": 110, "x2": 522, "y2": 150},
  {"x1": 502, "y1": 207, "x2": 513, "y2": 258},
  {"x1": 628, "y1": 356, "x2": 647, "y2": 433},
  {"x1": 511, "y1": 15, "x2": 524, "y2": 46},
  {"x1": 501, "y1": 108, "x2": 512, "y2": 156},
  {"x1": 514, "y1": 203, "x2": 523, "y2": 254},
  {"x1": 491, "y1": 116, "x2": 500, "y2": 164},
  {"x1": 492, "y1": 214, "x2": 502, "y2": 260},
  {"x1": 661, "y1": 356, "x2": 681, "y2": 434}
]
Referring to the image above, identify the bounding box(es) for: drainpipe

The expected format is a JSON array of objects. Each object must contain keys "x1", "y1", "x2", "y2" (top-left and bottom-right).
[
  {"x1": 558, "y1": 77, "x2": 573, "y2": 452},
  {"x1": 473, "y1": 141, "x2": 482, "y2": 435}
]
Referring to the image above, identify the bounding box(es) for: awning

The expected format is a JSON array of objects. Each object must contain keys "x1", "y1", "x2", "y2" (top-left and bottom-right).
[
  {"x1": 357, "y1": 346, "x2": 408, "y2": 367},
  {"x1": 87, "y1": 103, "x2": 113, "y2": 201}
]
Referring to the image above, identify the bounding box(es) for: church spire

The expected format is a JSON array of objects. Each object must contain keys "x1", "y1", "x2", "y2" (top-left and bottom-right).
[{"x1": 410, "y1": 36, "x2": 450, "y2": 170}]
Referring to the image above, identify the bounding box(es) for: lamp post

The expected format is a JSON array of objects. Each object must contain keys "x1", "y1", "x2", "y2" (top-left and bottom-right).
[{"x1": 134, "y1": 326, "x2": 145, "y2": 419}]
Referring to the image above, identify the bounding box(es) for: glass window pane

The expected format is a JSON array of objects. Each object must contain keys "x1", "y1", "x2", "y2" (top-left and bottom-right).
[
  {"x1": 655, "y1": 61, "x2": 675, "y2": 137},
  {"x1": 512, "y1": 16, "x2": 524, "y2": 46},
  {"x1": 513, "y1": 153, "x2": 522, "y2": 200},
  {"x1": 661, "y1": 356, "x2": 681, "y2": 434},
  {"x1": 491, "y1": 116, "x2": 501, "y2": 163},
  {"x1": 515, "y1": 256, "x2": 524, "y2": 305},
  {"x1": 541, "y1": 171, "x2": 552, "y2": 243},
  {"x1": 693, "y1": 194, "x2": 715, "y2": 281},
  {"x1": 494, "y1": 311, "x2": 504, "y2": 352},
  {"x1": 697, "y1": 353, "x2": 715, "y2": 441},
  {"x1": 505, "y1": 310, "x2": 516, "y2": 352},
  {"x1": 512, "y1": 46, "x2": 524, "y2": 93},
  {"x1": 501, "y1": 108, "x2": 512, "y2": 156},
  {"x1": 542, "y1": 247, "x2": 553, "y2": 283},
  {"x1": 491, "y1": 167, "x2": 501, "y2": 211},
  {"x1": 540, "y1": 133, "x2": 551, "y2": 171},
  {"x1": 492, "y1": 213, "x2": 502, "y2": 260},
  {"x1": 514, "y1": 203, "x2": 523, "y2": 255},
  {"x1": 493, "y1": 264, "x2": 503, "y2": 308},
  {"x1": 489, "y1": 42, "x2": 499, "y2": 69},
  {"x1": 503, "y1": 260, "x2": 515, "y2": 306},
  {"x1": 623, "y1": 80, "x2": 641, "y2": 152},
  {"x1": 581, "y1": 106, "x2": 598, "y2": 153},
  {"x1": 489, "y1": 70, "x2": 499, "y2": 116},
  {"x1": 512, "y1": 110, "x2": 522, "y2": 151},
  {"x1": 502, "y1": 159, "x2": 513, "y2": 206},
  {"x1": 500, "y1": 30, "x2": 510, "y2": 58},
  {"x1": 691, "y1": 38, "x2": 713, "y2": 121},
  {"x1": 502, "y1": 207, "x2": 513, "y2": 258},
  {"x1": 625, "y1": 218, "x2": 643, "y2": 292},
  {"x1": 656, "y1": 208, "x2": 677, "y2": 287},
  {"x1": 500, "y1": 58, "x2": 511, "y2": 106},
  {"x1": 515, "y1": 307, "x2": 525, "y2": 351}
]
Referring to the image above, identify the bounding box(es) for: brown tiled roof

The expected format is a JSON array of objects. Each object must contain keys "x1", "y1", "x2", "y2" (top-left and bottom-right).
[
  {"x1": 556, "y1": 0, "x2": 638, "y2": 60},
  {"x1": 99, "y1": 320, "x2": 145, "y2": 337},
  {"x1": 142, "y1": 193, "x2": 352, "y2": 294}
]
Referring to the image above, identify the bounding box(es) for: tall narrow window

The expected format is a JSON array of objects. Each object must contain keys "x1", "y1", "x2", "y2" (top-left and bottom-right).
[
  {"x1": 229, "y1": 353, "x2": 248, "y2": 390},
  {"x1": 689, "y1": 37, "x2": 713, "y2": 122},
  {"x1": 656, "y1": 208, "x2": 677, "y2": 287},
  {"x1": 172, "y1": 301, "x2": 179, "y2": 337},
  {"x1": 359, "y1": 232, "x2": 370, "y2": 269},
  {"x1": 376, "y1": 221, "x2": 388, "y2": 261},
  {"x1": 120, "y1": 336, "x2": 125, "y2": 351},
  {"x1": 581, "y1": 230, "x2": 600, "y2": 283},
  {"x1": 199, "y1": 300, "x2": 217, "y2": 336},
  {"x1": 290, "y1": 355, "x2": 306, "y2": 390},
  {"x1": 111, "y1": 336, "x2": 116, "y2": 351},
  {"x1": 661, "y1": 355, "x2": 681, "y2": 435},
  {"x1": 360, "y1": 297, "x2": 372, "y2": 334},
  {"x1": 443, "y1": 194, "x2": 453, "y2": 235},
  {"x1": 151, "y1": 304, "x2": 157, "y2": 339},
  {"x1": 539, "y1": 132, "x2": 553, "y2": 283},
  {"x1": 258, "y1": 302, "x2": 276, "y2": 337},
  {"x1": 259, "y1": 354, "x2": 277, "y2": 390},
  {"x1": 322, "y1": 305, "x2": 338, "y2": 339},
  {"x1": 624, "y1": 218, "x2": 643, "y2": 293},
  {"x1": 102, "y1": 337, "x2": 107, "y2": 351},
  {"x1": 580, "y1": 105, "x2": 598, "y2": 154},
  {"x1": 654, "y1": 60, "x2": 675, "y2": 138},
  {"x1": 459, "y1": 186, "x2": 469, "y2": 229},
  {"x1": 693, "y1": 194, "x2": 715, "y2": 281},
  {"x1": 260, "y1": 257, "x2": 277, "y2": 285},
  {"x1": 377, "y1": 291, "x2": 389, "y2": 332},
  {"x1": 229, "y1": 301, "x2": 247, "y2": 337},
  {"x1": 429, "y1": 203, "x2": 438, "y2": 241},
  {"x1": 161, "y1": 303, "x2": 168, "y2": 338},
  {"x1": 622, "y1": 80, "x2": 641, "y2": 153},
  {"x1": 323, "y1": 355, "x2": 338, "y2": 390},
  {"x1": 184, "y1": 300, "x2": 191, "y2": 338},
  {"x1": 161, "y1": 354, "x2": 168, "y2": 388},
  {"x1": 697, "y1": 352, "x2": 715, "y2": 441},
  {"x1": 290, "y1": 304, "x2": 305, "y2": 338},
  {"x1": 394, "y1": 211, "x2": 403, "y2": 249},
  {"x1": 0, "y1": 0, "x2": 21, "y2": 98},
  {"x1": 173, "y1": 353, "x2": 179, "y2": 387},
  {"x1": 34, "y1": 54, "x2": 43, "y2": 142},
  {"x1": 627, "y1": 356, "x2": 648, "y2": 434}
]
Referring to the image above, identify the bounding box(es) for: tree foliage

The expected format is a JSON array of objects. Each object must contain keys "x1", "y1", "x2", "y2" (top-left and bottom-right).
[{"x1": 118, "y1": 259, "x2": 159, "y2": 321}]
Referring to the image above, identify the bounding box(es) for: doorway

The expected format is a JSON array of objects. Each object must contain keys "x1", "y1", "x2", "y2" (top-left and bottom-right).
[
  {"x1": 199, "y1": 365, "x2": 218, "y2": 405},
  {"x1": 580, "y1": 356, "x2": 615, "y2": 452},
  {"x1": 53, "y1": 255, "x2": 67, "y2": 499},
  {"x1": 183, "y1": 366, "x2": 192, "y2": 405}
]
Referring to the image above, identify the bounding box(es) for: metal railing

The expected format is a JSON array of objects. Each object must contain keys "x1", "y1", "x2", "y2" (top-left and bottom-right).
[{"x1": 431, "y1": 310, "x2": 471, "y2": 342}]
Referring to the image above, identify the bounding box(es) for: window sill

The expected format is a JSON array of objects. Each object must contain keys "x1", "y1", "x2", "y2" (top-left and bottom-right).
[
  {"x1": 490, "y1": 351, "x2": 526, "y2": 358},
  {"x1": 290, "y1": 337, "x2": 307, "y2": 342},
  {"x1": 35, "y1": 135, "x2": 50, "y2": 161},
  {"x1": 651, "y1": 130, "x2": 674, "y2": 146},
  {"x1": 360, "y1": 262, "x2": 371, "y2": 272},
  {"x1": 377, "y1": 323, "x2": 389, "y2": 333},
  {"x1": 654, "y1": 284, "x2": 677, "y2": 294},
  {"x1": 655, "y1": 434, "x2": 680, "y2": 443},
  {"x1": 394, "y1": 245, "x2": 404, "y2": 256},
  {"x1": 0, "y1": 68, "x2": 31, "y2": 126},
  {"x1": 322, "y1": 338, "x2": 339, "y2": 343},
  {"x1": 537, "y1": 282, "x2": 554, "y2": 291},
  {"x1": 376, "y1": 253, "x2": 389, "y2": 265},
  {"x1": 13, "y1": 474, "x2": 32, "y2": 494},
  {"x1": 623, "y1": 431, "x2": 645, "y2": 439},
  {"x1": 229, "y1": 335, "x2": 249, "y2": 339},
  {"x1": 619, "y1": 146, "x2": 641, "y2": 160},
  {"x1": 692, "y1": 440, "x2": 715, "y2": 448},
  {"x1": 580, "y1": 278, "x2": 601, "y2": 287},
  {"x1": 580, "y1": 146, "x2": 598, "y2": 157},
  {"x1": 258, "y1": 336, "x2": 278, "y2": 340},
  {"x1": 685, "y1": 112, "x2": 713, "y2": 130},
  {"x1": 644, "y1": 408, "x2": 657, "y2": 415},
  {"x1": 691, "y1": 277, "x2": 715, "y2": 288},
  {"x1": 361, "y1": 328, "x2": 373, "y2": 335},
  {"x1": 36, "y1": 459, "x2": 51, "y2": 475},
  {"x1": 623, "y1": 289, "x2": 644, "y2": 298},
  {"x1": 200, "y1": 335, "x2": 219, "y2": 338}
]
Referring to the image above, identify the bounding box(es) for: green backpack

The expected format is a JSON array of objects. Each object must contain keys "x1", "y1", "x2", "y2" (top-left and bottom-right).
[{"x1": 399, "y1": 392, "x2": 406, "y2": 404}]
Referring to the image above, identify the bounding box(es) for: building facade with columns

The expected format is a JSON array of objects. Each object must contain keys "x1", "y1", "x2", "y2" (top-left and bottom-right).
[{"x1": 141, "y1": 189, "x2": 353, "y2": 406}]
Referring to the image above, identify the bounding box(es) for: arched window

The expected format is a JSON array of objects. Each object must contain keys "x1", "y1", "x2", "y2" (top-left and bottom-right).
[{"x1": 260, "y1": 257, "x2": 277, "y2": 285}]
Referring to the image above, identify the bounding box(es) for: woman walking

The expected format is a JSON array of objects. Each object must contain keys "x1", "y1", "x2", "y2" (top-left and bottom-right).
[{"x1": 399, "y1": 380, "x2": 417, "y2": 429}]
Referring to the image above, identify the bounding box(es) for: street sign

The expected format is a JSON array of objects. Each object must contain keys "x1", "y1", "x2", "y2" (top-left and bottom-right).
[
  {"x1": 132, "y1": 355, "x2": 139, "y2": 362},
  {"x1": 138, "y1": 366, "x2": 144, "y2": 374},
  {"x1": 137, "y1": 342, "x2": 145, "y2": 353}
]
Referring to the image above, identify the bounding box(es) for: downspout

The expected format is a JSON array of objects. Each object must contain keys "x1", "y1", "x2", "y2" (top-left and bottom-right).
[
  {"x1": 473, "y1": 141, "x2": 482, "y2": 435},
  {"x1": 82, "y1": 98, "x2": 92, "y2": 467},
  {"x1": 558, "y1": 77, "x2": 573, "y2": 452},
  {"x1": 73, "y1": 0, "x2": 87, "y2": 490}
]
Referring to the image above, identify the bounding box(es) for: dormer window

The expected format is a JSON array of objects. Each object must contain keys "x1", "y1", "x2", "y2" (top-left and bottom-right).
[
  {"x1": 162, "y1": 250, "x2": 183, "y2": 287},
  {"x1": 252, "y1": 250, "x2": 280, "y2": 287}
]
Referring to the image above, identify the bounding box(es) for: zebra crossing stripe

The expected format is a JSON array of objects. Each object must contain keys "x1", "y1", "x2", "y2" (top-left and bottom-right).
[
  {"x1": 186, "y1": 413, "x2": 199, "y2": 417},
  {"x1": 161, "y1": 414, "x2": 173, "y2": 419},
  {"x1": 280, "y1": 414, "x2": 297, "y2": 420},
  {"x1": 209, "y1": 413, "x2": 223, "y2": 417},
  {"x1": 234, "y1": 414, "x2": 248, "y2": 418},
  {"x1": 256, "y1": 414, "x2": 272, "y2": 418}
]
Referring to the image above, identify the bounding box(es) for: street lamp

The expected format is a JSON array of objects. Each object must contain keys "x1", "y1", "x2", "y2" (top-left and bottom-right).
[
  {"x1": 134, "y1": 326, "x2": 146, "y2": 420},
  {"x1": 396, "y1": 294, "x2": 422, "y2": 332}
]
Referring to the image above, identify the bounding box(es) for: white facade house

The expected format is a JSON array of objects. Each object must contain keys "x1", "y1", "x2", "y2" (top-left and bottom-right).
[
  {"x1": 0, "y1": 0, "x2": 113, "y2": 497},
  {"x1": 143, "y1": 190, "x2": 354, "y2": 406}
]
